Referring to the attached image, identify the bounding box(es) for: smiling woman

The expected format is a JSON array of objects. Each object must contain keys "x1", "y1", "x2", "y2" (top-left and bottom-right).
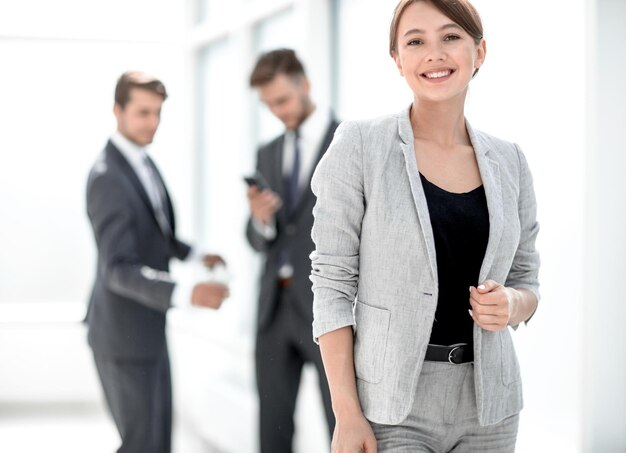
[
  {"x1": 391, "y1": 0, "x2": 485, "y2": 110},
  {"x1": 310, "y1": 1, "x2": 540, "y2": 452}
]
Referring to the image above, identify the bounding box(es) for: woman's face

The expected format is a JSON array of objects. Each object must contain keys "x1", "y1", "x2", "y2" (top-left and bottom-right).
[{"x1": 392, "y1": 1, "x2": 486, "y2": 104}]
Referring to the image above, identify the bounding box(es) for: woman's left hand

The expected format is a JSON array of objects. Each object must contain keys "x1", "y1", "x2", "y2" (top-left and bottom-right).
[{"x1": 469, "y1": 280, "x2": 520, "y2": 331}]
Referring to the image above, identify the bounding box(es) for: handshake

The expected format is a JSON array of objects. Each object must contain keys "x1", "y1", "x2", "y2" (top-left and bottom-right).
[{"x1": 191, "y1": 254, "x2": 230, "y2": 310}]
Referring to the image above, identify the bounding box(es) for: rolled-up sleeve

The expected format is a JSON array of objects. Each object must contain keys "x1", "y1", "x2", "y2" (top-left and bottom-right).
[
  {"x1": 506, "y1": 144, "x2": 541, "y2": 311},
  {"x1": 310, "y1": 121, "x2": 365, "y2": 342}
]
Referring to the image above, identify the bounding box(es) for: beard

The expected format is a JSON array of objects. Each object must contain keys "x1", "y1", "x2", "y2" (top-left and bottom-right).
[{"x1": 293, "y1": 95, "x2": 314, "y2": 129}]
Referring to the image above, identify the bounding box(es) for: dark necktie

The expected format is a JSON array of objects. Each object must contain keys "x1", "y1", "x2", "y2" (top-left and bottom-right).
[
  {"x1": 277, "y1": 130, "x2": 301, "y2": 277},
  {"x1": 143, "y1": 155, "x2": 172, "y2": 237}
]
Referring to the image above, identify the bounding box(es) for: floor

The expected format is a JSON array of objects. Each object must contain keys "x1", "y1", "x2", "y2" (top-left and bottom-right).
[
  {"x1": 0, "y1": 402, "x2": 119, "y2": 453},
  {"x1": 0, "y1": 402, "x2": 230, "y2": 453}
]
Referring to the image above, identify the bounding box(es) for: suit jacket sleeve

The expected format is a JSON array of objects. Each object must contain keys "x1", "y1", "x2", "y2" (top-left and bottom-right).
[
  {"x1": 87, "y1": 171, "x2": 175, "y2": 313},
  {"x1": 163, "y1": 188, "x2": 192, "y2": 260},
  {"x1": 172, "y1": 238, "x2": 192, "y2": 261},
  {"x1": 246, "y1": 147, "x2": 277, "y2": 252},
  {"x1": 246, "y1": 219, "x2": 270, "y2": 252},
  {"x1": 310, "y1": 121, "x2": 364, "y2": 341},
  {"x1": 505, "y1": 144, "x2": 541, "y2": 322}
]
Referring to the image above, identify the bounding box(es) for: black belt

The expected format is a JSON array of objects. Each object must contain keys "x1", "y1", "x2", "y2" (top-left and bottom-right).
[{"x1": 425, "y1": 343, "x2": 474, "y2": 364}]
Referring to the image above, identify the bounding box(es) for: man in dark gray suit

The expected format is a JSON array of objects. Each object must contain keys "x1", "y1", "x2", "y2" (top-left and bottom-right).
[
  {"x1": 86, "y1": 71, "x2": 228, "y2": 453},
  {"x1": 246, "y1": 49, "x2": 338, "y2": 453}
]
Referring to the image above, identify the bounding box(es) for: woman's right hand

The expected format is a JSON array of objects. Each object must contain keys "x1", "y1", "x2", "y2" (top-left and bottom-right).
[
  {"x1": 318, "y1": 327, "x2": 376, "y2": 452},
  {"x1": 332, "y1": 411, "x2": 377, "y2": 453}
]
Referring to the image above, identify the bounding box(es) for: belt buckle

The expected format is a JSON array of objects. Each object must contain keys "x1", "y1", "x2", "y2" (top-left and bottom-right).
[{"x1": 448, "y1": 345, "x2": 462, "y2": 364}]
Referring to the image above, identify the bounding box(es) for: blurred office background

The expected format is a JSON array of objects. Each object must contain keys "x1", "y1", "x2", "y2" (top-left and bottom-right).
[{"x1": 0, "y1": 0, "x2": 624, "y2": 451}]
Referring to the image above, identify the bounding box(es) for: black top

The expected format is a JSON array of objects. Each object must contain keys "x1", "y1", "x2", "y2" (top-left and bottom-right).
[{"x1": 420, "y1": 173, "x2": 490, "y2": 347}]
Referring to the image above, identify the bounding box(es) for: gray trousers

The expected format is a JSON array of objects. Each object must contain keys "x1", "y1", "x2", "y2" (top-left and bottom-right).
[{"x1": 370, "y1": 361, "x2": 519, "y2": 452}]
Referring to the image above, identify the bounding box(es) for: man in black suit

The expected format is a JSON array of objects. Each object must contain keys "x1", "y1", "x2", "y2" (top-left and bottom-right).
[
  {"x1": 86, "y1": 71, "x2": 229, "y2": 453},
  {"x1": 246, "y1": 49, "x2": 338, "y2": 453}
]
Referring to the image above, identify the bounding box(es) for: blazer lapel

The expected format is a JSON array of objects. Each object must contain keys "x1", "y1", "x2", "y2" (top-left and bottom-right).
[
  {"x1": 397, "y1": 108, "x2": 439, "y2": 286},
  {"x1": 396, "y1": 109, "x2": 505, "y2": 286},
  {"x1": 107, "y1": 142, "x2": 153, "y2": 212},
  {"x1": 106, "y1": 141, "x2": 171, "y2": 237},
  {"x1": 290, "y1": 119, "x2": 339, "y2": 220},
  {"x1": 466, "y1": 122, "x2": 504, "y2": 283},
  {"x1": 270, "y1": 136, "x2": 289, "y2": 227}
]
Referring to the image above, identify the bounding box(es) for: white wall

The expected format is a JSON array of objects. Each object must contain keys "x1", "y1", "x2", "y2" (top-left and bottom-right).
[
  {"x1": 584, "y1": 1, "x2": 626, "y2": 451},
  {"x1": 0, "y1": 2, "x2": 192, "y2": 305}
]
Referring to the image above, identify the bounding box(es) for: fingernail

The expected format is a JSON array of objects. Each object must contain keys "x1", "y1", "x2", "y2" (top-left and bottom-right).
[
  {"x1": 468, "y1": 309, "x2": 473, "y2": 317},
  {"x1": 469, "y1": 286, "x2": 472, "y2": 292},
  {"x1": 478, "y1": 284, "x2": 485, "y2": 290}
]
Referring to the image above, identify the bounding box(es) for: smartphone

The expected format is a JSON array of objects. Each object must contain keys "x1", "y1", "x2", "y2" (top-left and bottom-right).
[{"x1": 243, "y1": 171, "x2": 270, "y2": 191}]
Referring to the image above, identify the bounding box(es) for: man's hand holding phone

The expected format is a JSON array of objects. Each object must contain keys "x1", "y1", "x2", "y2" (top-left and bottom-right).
[{"x1": 245, "y1": 172, "x2": 282, "y2": 224}]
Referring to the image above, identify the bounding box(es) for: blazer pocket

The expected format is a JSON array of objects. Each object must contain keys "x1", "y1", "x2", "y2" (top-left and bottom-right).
[
  {"x1": 353, "y1": 301, "x2": 391, "y2": 384},
  {"x1": 500, "y1": 329, "x2": 521, "y2": 385}
]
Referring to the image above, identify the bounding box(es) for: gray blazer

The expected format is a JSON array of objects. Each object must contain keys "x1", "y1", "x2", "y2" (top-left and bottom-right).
[{"x1": 310, "y1": 106, "x2": 540, "y2": 426}]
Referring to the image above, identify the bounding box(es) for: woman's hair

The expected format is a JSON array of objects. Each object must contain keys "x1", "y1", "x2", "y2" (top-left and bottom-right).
[{"x1": 389, "y1": 0, "x2": 484, "y2": 57}]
